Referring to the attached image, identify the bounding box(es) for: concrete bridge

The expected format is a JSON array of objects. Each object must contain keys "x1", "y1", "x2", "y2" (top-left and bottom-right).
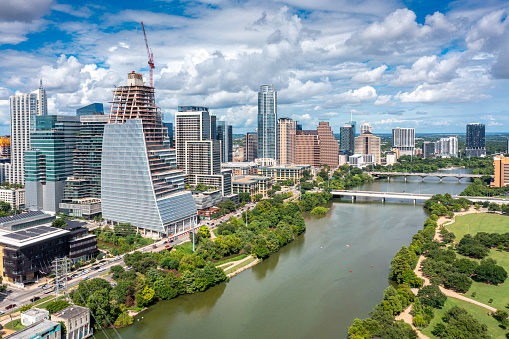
[
  {"x1": 366, "y1": 171, "x2": 492, "y2": 183},
  {"x1": 331, "y1": 190, "x2": 509, "y2": 205}
]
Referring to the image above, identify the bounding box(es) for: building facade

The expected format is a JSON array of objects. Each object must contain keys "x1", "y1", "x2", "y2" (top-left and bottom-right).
[
  {"x1": 51, "y1": 305, "x2": 92, "y2": 339},
  {"x1": 466, "y1": 123, "x2": 486, "y2": 157},
  {"x1": 232, "y1": 175, "x2": 272, "y2": 198},
  {"x1": 76, "y1": 103, "x2": 104, "y2": 117},
  {"x1": 360, "y1": 123, "x2": 372, "y2": 135},
  {"x1": 317, "y1": 122, "x2": 339, "y2": 168},
  {"x1": 295, "y1": 130, "x2": 320, "y2": 167},
  {"x1": 101, "y1": 72, "x2": 197, "y2": 237},
  {"x1": 4, "y1": 319, "x2": 61, "y2": 339},
  {"x1": 257, "y1": 164, "x2": 311, "y2": 182},
  {"x1": 257, "y1": 84, "x2": 277, "y2": 161},
  {"x1": 423, "y1": 141, "x2": 436, "y2": 158},
  {"x1": 437, "y1": 137, "x2": 458, "y2": 157},
  {"x1": 493, "y1": 155, "x2": 509, "y2": 188},
  {"x1": 243, "y1": 132, "x2": 258, "y2": 162},
  {"x1": 216, "y1": 121, "x2": 233, "y2": 163},
  {"x1": 0, "y1": 188, "x2": 25, "y2": 209},
  {"x1": 25, "y1": 116, "x2": 80, "y2": 212},
  {"x1": 392, "y1": 127, "x2": 415, "y2": 157},
  {"x1": 340, "y1": 124, "x2": 355, "y2": 155},
  {"x1": 354, "y1": 132, "x2": 381, "y2": 164},
  {"x1": 277, "y1": 118, "x2": 296, "y2": 165}
]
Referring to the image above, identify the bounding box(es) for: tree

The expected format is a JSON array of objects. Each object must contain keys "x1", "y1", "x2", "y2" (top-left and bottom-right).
[
  {"x1": 239, "y1": 192, "x2": 251, "y2": 203},
  {"x1": 51, "y1": 218, "x2": 67, "y2": 228},
  {"x1": 417, "y1": 285, "x2": 447, "y2": 309},
  {"x1": 135, "y1": 286, "x2": 155, "y2": 307},
  {"x1": 114, "y1": 312, "x2": 133, "y2": 327},
  {"x1": 45, "y1": 300, "x2": 70, "y2": 314},
  {"x1": 253, "y1": 239, "x2": 269, "y2": 259},
  {"x1": 474, "y1": 259, "x2": 508, "y2": 284},
  {"x1": 110, "y1": 265, "x2": 125, "y2": 280},
  {"x1": 493, "y1": 310, "x2": 509, "y2": 328},
  {"x1": 198, "y1": 226, "x2": 210, "y2": 238}
]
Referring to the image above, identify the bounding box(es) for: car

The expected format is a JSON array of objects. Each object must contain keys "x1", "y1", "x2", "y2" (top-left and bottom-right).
[
  {"x1": 98, "y1": 267, "x2": 106, "y2": 272},
  {"x1": 0, "y1": 311, "x2": 4, "y2": 315},
  {"x1": 169, "y1": 239, "x2": 174, "y2": 243},
  {"x1": 30, "y1": 296, "x2": 40, "y2": 303},
  {"x1": 152, "y1": 245, "x2": 157, "y2": 249},
  {"x1": 82, "y1": 276, "x2": 89, "y2": 280},
  {"x1": 165, "y1": 245, "x2": 170, "y2": 248},
  {"x1": 67, "y1": 277, "x2": 72, "y2": 281},
  {"x1": 5, "y1": 304, "x2": 16, "y2": 310}
]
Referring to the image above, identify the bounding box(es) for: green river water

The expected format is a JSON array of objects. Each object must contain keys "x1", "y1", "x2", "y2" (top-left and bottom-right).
[{"x1": 98, "y1": 171, "x2": 471, "y2": 339}]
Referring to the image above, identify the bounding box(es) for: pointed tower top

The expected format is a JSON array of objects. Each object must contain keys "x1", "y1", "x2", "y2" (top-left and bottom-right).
[{"x1": 39, "y1": 79, "x2": 43, "y2": 89}]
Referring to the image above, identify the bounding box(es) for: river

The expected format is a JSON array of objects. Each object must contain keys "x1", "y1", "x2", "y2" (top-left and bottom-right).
[{"x1": 98, "y1": 171, "x2": 471, "y2": 339}]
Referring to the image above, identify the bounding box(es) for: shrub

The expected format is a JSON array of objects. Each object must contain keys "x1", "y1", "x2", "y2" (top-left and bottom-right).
[{"x1": 417, "y1": 285, "x2": 447, "y2": 309}]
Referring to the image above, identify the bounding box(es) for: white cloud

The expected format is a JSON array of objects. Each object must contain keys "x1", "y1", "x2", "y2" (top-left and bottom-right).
[
  {"x1": 374, "y1": 94, "x2": 392, "y2": 106},
  {"x1": 327, "y1": 86, "x2": 377, "y2": 105},
  {"x1": 0, "y1": 0, "x2": 53, "y2": 22},
  {"x1": 351, "y1": 65, "x2": 387, "y2": 83},
  {"x1": 391, "y1": 54, "x2": 461, "y2": 85}
]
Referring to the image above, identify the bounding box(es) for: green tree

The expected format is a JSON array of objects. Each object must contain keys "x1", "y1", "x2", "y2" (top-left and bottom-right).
[
  {"x1": 45, "y1": 300, "x2": 70, "y2": 314},
  {"x1": 198, "y1": 226, "x2": 211, "y2": 238},
  {"x1": 51, "y1": 218, "x2": 67, "y2": 228},
  {"x1": 135, "y1": 286, "x2": 155, "y2": 307},
  {"x1": 417, "y1": 285, "x2": 447, "y2": 309}
]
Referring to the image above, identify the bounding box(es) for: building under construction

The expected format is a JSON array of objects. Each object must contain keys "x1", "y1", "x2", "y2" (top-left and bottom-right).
[{"x1": 101, "y1": 72, "x2": 197, "y2": 237}]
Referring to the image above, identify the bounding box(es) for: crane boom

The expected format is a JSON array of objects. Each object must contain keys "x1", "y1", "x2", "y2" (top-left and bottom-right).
[{"x1": 141, "y1": 21, "x2": 154, "y2": 87}]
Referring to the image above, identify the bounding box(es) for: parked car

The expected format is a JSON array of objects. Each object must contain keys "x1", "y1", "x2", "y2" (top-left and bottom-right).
[
  {"x1": 98, "y1": 267, "x2": 106, "y2": 272},
  {"x1": 5, "y1": 304, "x2": 16, "y2": 310},
  {"x1": 165, "y1": 245, "x2": 170, "y2": 248},
  {"x1": 30, "y1": 297, "x2": 40, "y2": 303},
  {"x1": 152, "y1": 245, "x2": 157, "y2": 249},
  {"x1": 82, "y1": 276, "x2": 89, "y2": 280}
]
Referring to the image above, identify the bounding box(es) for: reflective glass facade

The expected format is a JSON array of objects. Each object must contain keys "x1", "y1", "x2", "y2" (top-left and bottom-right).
[{"x1": 258, "y1": 85, "x2": 277, "y2": 160}]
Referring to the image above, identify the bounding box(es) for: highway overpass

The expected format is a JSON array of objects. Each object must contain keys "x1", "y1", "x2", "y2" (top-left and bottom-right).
[{"x1": 331, "y1": 190, "x2": 509, "y2": 204}]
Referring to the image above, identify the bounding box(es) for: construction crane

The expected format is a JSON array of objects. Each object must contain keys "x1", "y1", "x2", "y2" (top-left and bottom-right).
[{"x1": 141, "y1": 21, "x2": 154, "y2": 87}]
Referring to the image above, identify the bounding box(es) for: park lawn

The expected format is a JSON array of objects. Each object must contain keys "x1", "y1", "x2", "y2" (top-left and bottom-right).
[
  {"x1": 225, "y1": 257, "x2": 256, "y2": 275},
  {"x1": 421, "y1": 297, "x2": 507, "y2": 338},
  {"x1": 175, "y1": 241, "x2": 194, "y2": 255},
  {"x1": 4, "y1": 319, "x2": 25, "y2": 330},
  {"x1": 446, "y1": 212, "x2": 509, "y2": 240}
]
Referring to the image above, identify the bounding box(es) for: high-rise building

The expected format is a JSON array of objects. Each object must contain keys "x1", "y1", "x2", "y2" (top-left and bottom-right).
[
  {"x1": 437, "y1": 137, "x2": 458, "y2": 157},
  {"x1": 9, "y1": 81, "x2": 48, "y2": 185},
  {"x1": 317, "y1": 122, "x2": 339, "y2": 168},
  {"x1": 210, "y1": 115, "x2": 217, "y2": 142},
  {"x1": 163, "y1": 122, "x2": 174, "y2": 148},
  {"x1": 176, "y1": 106, "x2": 232, "y2": 196},
  {"x1": 354, "y1": 132, "x2": 381, "y2": 164},
  {"x1": 257, "y1": 84, "x2": 277, "y2": 162},
  {"x1": 244, "y1": 133, "x2": 258, "y2": 162},
  {"x1": 76, "y1": 103, "x2": 104, "y2": 117},
  {"x1": 277, "y1": 118, "x2": 296, "y2": 165},
  {"x1": 360, "y1": 123, "x2": 372, "y2": 135},
  {"x1": 217, "y1": 121, "x2": 233, "y2": 163},
  {"x1": 295, "y1": 130, "x2": 320, "y2": 167},
  {"x1": 392, "y1": 127, "x2": 415, "y2": 156},
  {"x1": 493, "y1": 155, "x2": 509, "y2": 188},
  {"x1": 466, "y1": 123, "x2": 486, "y2": 157},
  {"x1": 25, "y1": 115, "x2": 80, "y2": 212},
  {"x1": 423, "y1": 141, "x2": 436, "y2": 158},
  {"x1": 349, "y1": 120, "x2": 357, "y2": 137},
  {"x1": 340, "y1": 124, "x2": 355, "y2": 155},
  {"x1": 101, "y1": 72, "x2": 197, "y2": 237},
  {"x1": 0, "y1": 137, "x2": 10, "y2": 158}
]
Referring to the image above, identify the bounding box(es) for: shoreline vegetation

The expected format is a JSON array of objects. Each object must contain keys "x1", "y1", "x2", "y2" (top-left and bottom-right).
[
  {"x1": 70, "y1": 191, "x2": 333, "y2": 332},
  {"x1": 348, "y1": 194, "x2": 509, "y2": 339}
]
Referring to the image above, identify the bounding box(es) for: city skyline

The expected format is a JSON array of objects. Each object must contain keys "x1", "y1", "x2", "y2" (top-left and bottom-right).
[{"x1": 0, "y1": 0, "x2": 508, "y2": 136}]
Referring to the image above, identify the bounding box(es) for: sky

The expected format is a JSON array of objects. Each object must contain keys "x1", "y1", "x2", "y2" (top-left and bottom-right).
[{"x1": 0, "y1": 0, "x2": 508, "y2": 135}]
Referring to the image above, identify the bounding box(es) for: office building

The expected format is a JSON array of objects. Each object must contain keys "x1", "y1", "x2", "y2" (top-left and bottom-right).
[
  {"x1": 277, "y1": 118, "x2": 296, "y2": 165},
  {"x1": 185, "y1": 140, "x2": 221, "y2": 175},
  {"x1": 360, "y1": 123, "x2": 372, "y2": 135},
  {"x1": 317, "y1": 122, "x2": 339, "y2": 168},
  {"x1": 466, "y1": 123, "x2": 486, "y2": 157},
  {"x1": 392, "y1": 127, "x2": 415, "y2": 156},
  {"x1": 349, "y1": 154, "x2": 375, "y2": 168},
  {"x1": 51, "y1": 305, "x2": 92, "y2": 339},
  {"x1": 175, "y1": 106, "x2": 211, "y2": 169},
  {"x1": 340, "y1": 124, "x2": 355, "y2": 155},
  {"x1": 221, "y1": 162, "x2": 259, "y2": 176},
  {"x1": 4, "y1": 319, "x2": 61, "y2": 339},
  {"x1": 423, "y1": 141, "x2": 436, "y2": 158},
  {"x1": 0, "y1": 210, "x2": 55, "y2": 232},
  {"x1": 0, "y1": 188, "x2": 25, "y2": 209},
  {"x1": 60, "y1": 114, "x2": 108, "y2": 218},
  {"x1": 295, "y1": 130, "x2": 320, "y2": 167},
  {"x1": 210, "y1": 115, "x2": 217, "y2": 142},
  {"x1": 232, "y1": 175, "x2": 272, "y2": 198},
  {"x1": 437, "y1": 137, "x2": 458, "y2": 157},
  {"x1": 163, "y1": 122, "x2": 174, "y2": 148},
  {"x1": 493, "y1": 155, "x2": 509, "y2": 188},
  {"x1": 243, "y1": 132, "x2": 258, "y2": 162},
  {"x1": 257, "y1": 84, "x2": 277, "y2": 162},
  {"x1": 101, "y1": 72, "x2": 197, "y2": 237},
  {"x1": 25, "y1": 115, "x2": 80, "y2": 212},
  {"x1": 217, "y1": 121, "x2": 233, "y2": 162},
  {"x1": 349, "y1": 120, "x2": 357, "y2": 137},
  {"x1": 9, "y1": 81, "x2": 47, "y2": 185},
  {"x1": 76, "y1": 103, "x2": 104, "y2": 117},
  {"x1": 354, "y1": 132, "x2": 381, "y2": 164},
  {"x1": 257, "y1": 164, "x2": 311, "y2": 182},
  {"x1": 386, "y1": 151, "x2": 398, "y2": 165}
]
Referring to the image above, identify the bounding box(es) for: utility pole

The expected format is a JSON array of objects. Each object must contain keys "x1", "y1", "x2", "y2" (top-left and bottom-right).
[{"x1": 53, "y1": 257, "x2": 70, "y2": 299}]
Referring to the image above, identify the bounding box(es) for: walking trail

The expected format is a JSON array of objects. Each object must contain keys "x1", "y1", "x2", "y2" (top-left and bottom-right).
[{"x1": 397, "y1": 207, "x2": 496, "y2": 338}]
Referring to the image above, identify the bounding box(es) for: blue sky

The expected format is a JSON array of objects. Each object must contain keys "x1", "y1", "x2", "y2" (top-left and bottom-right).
[{"x1": 0, "y1": 0, "x2": 508, "y2": 135}]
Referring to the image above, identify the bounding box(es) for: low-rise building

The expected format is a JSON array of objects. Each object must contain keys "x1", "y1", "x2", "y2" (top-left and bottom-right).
[
  {"x1": 232, "y1": 175, "x2": 272, "y2": 198},
  {"x1": 191, "y1": 190, "x2": 222, "y2": 211},
  {"x1": 221, "y1": 162, "x2": 259, "y2": 176},
  {"x1": 257, "y1": 164, "x2": 311, "y2": 183},
  {"x1": 51, "y1": 305, "x2": 92, "y2": 339},
  {"x1": 59, "y1": 197, "x2": 102, "y2": 220},
  {"x1": 63, "y1": 220, "x2": 98, "y2": 264},
  {"x1": 0, "y1": 188, "x2": 25, "y2": 209},
  {"x1": 21, "y1": 308, "x2": 49, "y2": 326},
  {"x1": 386, "y1": 152, "x2": 398, "y2": 165},
  {"x1": 4, "y1": 319, "x2": 61, "y2": 339},
  {"x1": 0, "y1": 210, "x2": 55, "y2": 232},
  {"x1": 349, "y1": 154, "x2": 375, "y2": 168}
]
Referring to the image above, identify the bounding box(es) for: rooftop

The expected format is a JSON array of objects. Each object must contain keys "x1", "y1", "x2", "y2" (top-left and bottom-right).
[
  {"x1": 4, "y1": 320, "x2": 59, "y2": 339},
  {"x1": 22, "y1": 308, "x2": 48, "y2": 318},
  {"x1": 61, "y1": 220, "x2": 87, "y2": 230},
  {"x1": 0, "y1": 225, "x2": 69, "y2": 248},
  {"x1": 52, "y1": 305, "x2": 89, "y2": 320},
  {"x1": 221, "y1": 162, "x2": 258, "y2": 169},
  {"x1": 0, "y1": 210, "x2": 47, "y2": 225},
  {"x1": 258, "y1": 164, "x2": 311, "y2": 170},
  {"x1": 233, "y1": 175, "x2": 271, "y2": 184}
]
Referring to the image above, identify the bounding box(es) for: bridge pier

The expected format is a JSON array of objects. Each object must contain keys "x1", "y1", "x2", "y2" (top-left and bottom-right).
[
  {"x1": 438, "y1": 177, "x2": 443, "y2": 182},
  {"x1": 387, "y1": 176, "x2": 390, "y2": 181},
  {"x1": 351, "y1": 196, "x2": 356, "y2": 202},
  {"x1": 414, "y1": 199, "x2": 416, "y2": 204},
  {"x1": 382, "y1": 197, "x2": 385, "y2": 203},
  {"x1": 457, "y1": 177, "x2": 461, "y2": 183},
  {"x1": 404, "y1": 176, "x2": 407, "y2": 182},
  {"x1": 421, "y1": 176, "x2": 425, "y2": 182}
]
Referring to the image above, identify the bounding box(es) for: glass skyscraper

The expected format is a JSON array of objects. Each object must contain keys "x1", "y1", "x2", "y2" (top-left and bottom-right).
[
  {"x1": 466, "y1": 123, "x2": 486, "y2": 157},
  {"x1": 257, "y1": 84, "x2": 277, "y2": 161},
  {"x1": 101, "y1": 72, "x2": 197, "y2": 236}
]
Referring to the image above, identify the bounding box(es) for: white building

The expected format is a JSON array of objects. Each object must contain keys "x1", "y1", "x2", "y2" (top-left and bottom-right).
[
  {"x1": 392, "y1": 127, "x2": 415, "y2": 157},
  {"x1": 349, "y1": 154, "x2": 375, "y2": 168},
  {"x1": 386, "y1": 152, "x2": 398, "y2": 165},
  {"x1": 21, "y1": 308, "x2": 49, "y2": 326},
  {"x1": 9, "y1": 81, "x2": 47, "y2": 185},
  {"x1": 51, "y1": 305, "x2": 92, "y2": 339},
  {"x1": 0, "y1": 188, "x2": 25, "y2": 209},
  {"x1": 437, "y1": 137, "x2": 458, "y2": 157},
  {"x1": 360, "y1": 123, "x2": 372, "y2": 135}
]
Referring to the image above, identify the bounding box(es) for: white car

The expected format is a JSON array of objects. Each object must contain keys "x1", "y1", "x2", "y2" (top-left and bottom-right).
[{"x1": 98, "y1": 267, "x2": 106, "y2": 272}]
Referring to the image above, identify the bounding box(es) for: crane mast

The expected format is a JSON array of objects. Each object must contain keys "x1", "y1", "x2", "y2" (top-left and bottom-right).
[{"x1": 141, "y1": 21, "x2": 154, "y2": 87}]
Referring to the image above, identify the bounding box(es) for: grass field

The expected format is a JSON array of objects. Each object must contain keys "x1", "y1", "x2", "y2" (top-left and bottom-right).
[
  {"x1": 175, "y1": 241, "x2": 194, "y2": 254},
  {"x1": 445, "y1": 212, "x2": 509, "y2": 310},
  {"x1": 4, "y1": 319, "x2": 25, "y2": 331},
  {"x1": 225, "y1": 257, "x2": 257, "y2": 275},
  {"x1": 446, "y1": 213, "x2": 509, "y2": 240},
  {"x1": 421, "y1": 298, "x2": 508, "y2": 338}
]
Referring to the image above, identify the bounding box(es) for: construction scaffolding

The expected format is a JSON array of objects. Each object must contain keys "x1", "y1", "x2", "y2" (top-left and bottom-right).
[{"x1": 53, "y1": 256, "x2": 71, "y2": 299}]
